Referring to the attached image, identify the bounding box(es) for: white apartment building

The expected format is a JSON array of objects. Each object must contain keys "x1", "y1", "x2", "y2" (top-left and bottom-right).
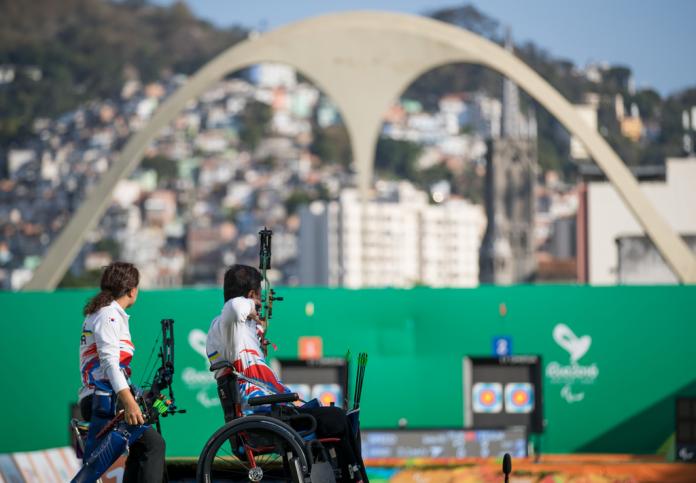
[
  {"x1": 587, "y1": 157, "x2": 696, "y2": 284},
  {"x1": 299, "y1": 182, "x2": 485, "y2": 288},
  {"x1": 420, "y1": 200, "x2": 484, "y2": 287}
]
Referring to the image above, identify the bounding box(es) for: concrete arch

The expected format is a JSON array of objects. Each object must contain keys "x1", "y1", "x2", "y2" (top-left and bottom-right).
[{"x1": 25, "y1": 11, "x2": 696, "y2": 289}]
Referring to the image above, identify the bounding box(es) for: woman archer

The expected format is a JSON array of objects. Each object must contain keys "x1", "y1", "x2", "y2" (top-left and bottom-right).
[{"x1": 78, "y1": 262, "x2": 165, "y2": 483}]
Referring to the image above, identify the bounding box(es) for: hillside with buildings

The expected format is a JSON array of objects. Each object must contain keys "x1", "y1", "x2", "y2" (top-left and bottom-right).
[
  {"x1": 1, "y1": 2, "x2": 695, "y2": 290},
  {"x1": 0, "y1": 0, "x2": 247, "y2": 148}
]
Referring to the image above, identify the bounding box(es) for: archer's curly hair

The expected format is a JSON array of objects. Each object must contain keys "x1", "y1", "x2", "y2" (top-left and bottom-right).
[
  {"x1": 83, "y1": 262, "x2": 140, "y2": 316},
  {"x1": 223, "y1": 264, "x2": 262, "y2": 302}
]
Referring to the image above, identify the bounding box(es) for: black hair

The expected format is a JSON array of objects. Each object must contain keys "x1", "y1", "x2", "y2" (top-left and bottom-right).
[
  {"x1": 223, "y1": 264, "x2": 262, "y2": 302},
  {"x1": 84, "y1": 262, "x2": 139, "y2": 315}
]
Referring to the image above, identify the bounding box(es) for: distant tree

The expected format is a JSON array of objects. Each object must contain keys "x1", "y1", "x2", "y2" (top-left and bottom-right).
[
  {"x1": 537, "y1": 134, "x2": 565, "y2": 173},
  {"x1": 375, "y1": 137, "x2": 422, "y2": 180},
  {"x1": 602, "y1": 66, "x2": 633, "y2": 94},
  {"x1": 256, "y1": 155, "x2": 277, "y2": 170},
  {"x1": 631, "y1": 89, "x2": 661, "y2": 120},
  {"x1": 658, "y1": 88, "x2": 696, "y2": 158},
  {"x1": 93, "y1": 238, "x2": 121, "y2": 259},
  {"x1": 284, "y1": 190, "x2": 314, "y2": 215},
  {"x1": 111, "y1": 0, "x2": 148, "y2": 7},
  {"x1": 455, "y1": 162, "x2": 485, "y2": 204},
  {"x1": 310, "y1": 124, "x2": 352, "y2": 167},
  {"x1": 238, "y1": 101, "x2": 271, "y2": 151},
  {"x1": 428, "y1": 4, "x2": 501, "y2": 40},
  {"x1": 141, "y1": 155, "x2": 178, "y2": 182},
  {"x1": 516, "y1": 42, "x2": 591, "y2": 103},
  {"x1": 419, "y1": 163, "x2": 453, "y2": 186},
  {"x1": 405, "y1": 63, "x2": 503, "y2": 111},
  {"x1": 58, "y1": 269, "x2": 102, "y2": 288},
  {"x1": 283, "y1": 183, "x2": 331, "y2": 215}
]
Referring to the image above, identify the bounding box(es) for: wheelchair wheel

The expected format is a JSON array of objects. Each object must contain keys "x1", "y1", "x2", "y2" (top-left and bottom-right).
[{"x1": 197, "y1": 416, "x2": 311, "y2": 483}]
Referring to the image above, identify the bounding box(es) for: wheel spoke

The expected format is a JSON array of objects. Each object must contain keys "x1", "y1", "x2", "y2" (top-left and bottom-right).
[{"x1": 203, "y1": 424, "x2": 303, "y2": 482}]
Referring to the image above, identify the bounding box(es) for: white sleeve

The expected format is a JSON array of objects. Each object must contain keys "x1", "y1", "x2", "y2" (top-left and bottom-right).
[
  {"x1": 230, "y1": 297, "x2": 254, "y2": 324},
  {"x1": 217, "y1": 298, "x2": 255, "y2": 361},
  {"x1": 218, "y1": 300, "x2": 238, "y2": 353},
  {"x1": 93, "y1": 311, "x2": 129, "y2": 394}
]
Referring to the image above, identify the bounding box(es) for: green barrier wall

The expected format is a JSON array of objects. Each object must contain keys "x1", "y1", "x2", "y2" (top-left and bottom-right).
[{"x1": 1, "y1": 286, "x2": 694, "y2": 457}]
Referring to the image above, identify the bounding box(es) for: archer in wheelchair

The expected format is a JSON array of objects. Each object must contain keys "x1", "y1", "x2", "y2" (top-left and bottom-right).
[
  {"x1": 199, "y1": 232, "x2": 368, "y2": 483},
  {"x1": 71, "y1": 262, "x2": 184, "y2": 483}
]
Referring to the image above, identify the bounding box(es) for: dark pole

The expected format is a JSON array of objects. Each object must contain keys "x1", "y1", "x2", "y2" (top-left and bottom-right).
[{"x1": 502, "y1": 453, "x2": 511, "y2": 483}]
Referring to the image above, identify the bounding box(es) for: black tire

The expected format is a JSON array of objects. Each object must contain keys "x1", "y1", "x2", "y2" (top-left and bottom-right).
[{"x1": 197, "y1": 416, "x2": 311, "y2": 483}]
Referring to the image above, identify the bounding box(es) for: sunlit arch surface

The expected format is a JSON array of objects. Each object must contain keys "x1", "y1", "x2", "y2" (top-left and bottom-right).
[{"x1": 25, "y1": 11, "x2": 696, "y2": 289}]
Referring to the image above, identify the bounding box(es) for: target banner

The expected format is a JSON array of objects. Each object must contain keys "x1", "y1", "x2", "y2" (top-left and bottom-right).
[
  {"x1": 312, "y1": 383, "x2": 343, "y2": 407},
  {"x1": 472, "y1": 383, "x2": 503, "y2": 413},
  {"x1": 504, "y1": 383, "x2": 535, "y2": 413}
]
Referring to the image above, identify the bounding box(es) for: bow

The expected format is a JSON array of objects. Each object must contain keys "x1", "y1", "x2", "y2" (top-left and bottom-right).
[
  {"x1": 139, "y1": 318, "x2": 186, "y2": 432},
  {"x1": 258, "y1": 228, "x2": 283, "y2": 354}
]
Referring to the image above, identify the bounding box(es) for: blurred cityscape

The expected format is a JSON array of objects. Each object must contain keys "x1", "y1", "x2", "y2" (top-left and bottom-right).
[{"x1": 1, "y1": 2, "x2": 695, "y2": 291}]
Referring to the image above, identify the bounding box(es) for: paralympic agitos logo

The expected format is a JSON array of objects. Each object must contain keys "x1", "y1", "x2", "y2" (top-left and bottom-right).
[{"x1": 546, "y1": 323, "x2": 599, "y2": 404}]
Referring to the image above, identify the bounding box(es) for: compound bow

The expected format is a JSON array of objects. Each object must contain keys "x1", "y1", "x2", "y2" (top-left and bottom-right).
[
  {"x1": 258, "y1": 228, "x2": 283, "y2": 355},
  {"x1": 139, "y1": 318, "x2": 186, "y2": 433}
]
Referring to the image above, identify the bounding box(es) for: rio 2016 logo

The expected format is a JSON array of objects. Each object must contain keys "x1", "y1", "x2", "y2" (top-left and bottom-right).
[{"x1": 546, "y1": 323, "x2": 599, "y2": 404}]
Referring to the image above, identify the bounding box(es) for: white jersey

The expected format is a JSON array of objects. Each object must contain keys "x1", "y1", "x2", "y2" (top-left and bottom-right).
[
  {"x1": 206, "y1": 296, "x2": 289, "y2": 403},
  {"x1": 79, "y1": 301, "x2": 135, "y2": 401},
  {"x1": 206, "y1": 297, "x2": 254, "y2": 378}
]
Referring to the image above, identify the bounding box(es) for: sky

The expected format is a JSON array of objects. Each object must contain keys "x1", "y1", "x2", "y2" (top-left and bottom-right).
[{"x1": 152, "y1": 0, "x2": 696, "y2": 97}]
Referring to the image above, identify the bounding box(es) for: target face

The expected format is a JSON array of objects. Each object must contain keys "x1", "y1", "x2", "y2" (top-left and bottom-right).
[
  {"x1": 311, "y1": 383, "x2": 343, "y2": 408},
  {"x1": 504, "y1": 383, "x2": 535, "y2": 413},
  {"x1": 472, "y1": 383, "x2": 503, "y2": 413}
]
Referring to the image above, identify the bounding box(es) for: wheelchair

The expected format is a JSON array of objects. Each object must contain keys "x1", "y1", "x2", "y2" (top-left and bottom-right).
[{"x1": 196, "y1": 361, "x2": 361, "y2": 483}]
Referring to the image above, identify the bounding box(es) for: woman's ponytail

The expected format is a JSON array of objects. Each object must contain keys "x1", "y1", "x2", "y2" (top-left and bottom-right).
[{"x1": 83, "y1": 262, "x2": 140, "y2": 316}]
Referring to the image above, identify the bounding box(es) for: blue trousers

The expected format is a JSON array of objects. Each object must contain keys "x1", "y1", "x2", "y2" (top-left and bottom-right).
[{"x1": 80, "y1": 395, "x2": 166, "y2": 483}]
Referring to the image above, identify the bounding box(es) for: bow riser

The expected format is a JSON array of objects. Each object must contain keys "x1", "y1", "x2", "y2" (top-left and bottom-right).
[{"x1": 139, "y1": 319, "x2": 185, "y2": 429}]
